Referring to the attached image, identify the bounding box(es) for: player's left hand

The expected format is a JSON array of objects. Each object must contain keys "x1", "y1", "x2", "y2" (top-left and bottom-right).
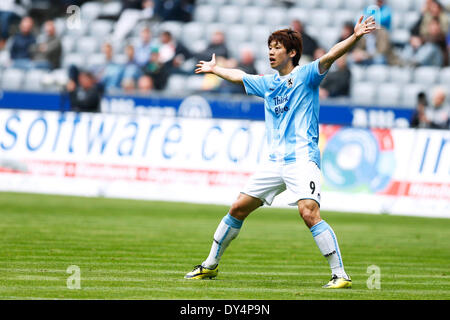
[{"x1": 354, "y1": 15, "x2": 377, "y2": 39}]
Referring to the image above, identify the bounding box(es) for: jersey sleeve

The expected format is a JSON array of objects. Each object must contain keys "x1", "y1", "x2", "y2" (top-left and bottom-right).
[
  {"x1": 305, "y1": 59, "x2": 328, "y2": 87},
  {"x1": 242, "y1": 74, "x2": 268, "y2": 98}
]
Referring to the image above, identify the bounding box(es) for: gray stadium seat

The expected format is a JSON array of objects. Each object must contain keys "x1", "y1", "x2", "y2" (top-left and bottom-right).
[
  {"x1": 376, "y1": 83, "x2": 402, "y2": 107},
  {"x1": 250, "y1": 25, "x2": 270, "y2": 46},
  {"x1": 51, "y1": 69, "x2": 69, "y2": 87},
  {"x1": 350, "y1": 65, "x2": 366, "y2": 83},
  {"x1": 86, "y1": 53, "x2": 106, "y2": 68},
  {"x1": 250, "y1": 0, "x2": 273, "y2": 7},
  {"x1": 318, "y1": 27, "x2": 339, "y2": 50},
  {"x1": 186, "y1": 75, "x2": 204, "y2": 91},
  {"x1": 193, "y1": 5, "x2": 217, "y2": 24},
  {"x1": 182, "y1": 22, "x2": 205, "y2": 43},
  {"x1": 343, "y1": 0, "x2": 365, "y2": 11},
  {"x1": 390, "y1": 29, "x2": 410, "y2": 45},
  {"x1": 204, "y1": 23, "x2": 226, "y2": 41},
  {"x1": 63, "y1": 53, "x2": 85, "y2": 68},
  {"x1": 390, "y1": 0, "x2": 412, "y2": 11},
  {"x1": 413, "y1": 66, "x2": 440, "y2": 85},
  {"x1": 439, "y1": 67, "x2": 450, "y2": 84},
  {"x1": 218, "y1": 6, "x2": 242, "y2": 24},
  {"x1": 23, "y1": 69, "x2": 46, "y2": 91},
  {"x1": 403, "y1": 11, "x2": 420, "y2": 30},
  {"x1": 264, "y1": 7, "x2": 288, "y2": 27},
  {"x1": 351, "y1": 81, "x2": 376, "y2": 106},
  {"x1": 102, "y1": 1, "x2": 122, "y2": 16},
  {"x1": 296, "y1": 0, "x2": 320, "y2": 9},
  {"x1": 366, "y1": 65, "x2": 390, "y2": 83},
  {"x1": 320, "y1": 0, "x2": 344, "y2": 10},
  {"x1": 62, "y1": 35, "x2": 76, "y2": 53},
  {"x1": 229, "y1": 0, "x2": 252, "y2": 6},
  {"x1": 226, "y1": 24, "x2": 250, "y2": 44},
  {"x1": 287, "y1": 7, "x2": 309, "y2": 25},
  {"x1": 64, "y1": 21, "x2": 89, "y2": 37},
  {"x1": 333, "y1": 10, "x2": 357, "y2": 28},
  {"x1": 167, "y1": 74, "x2": 187, "y2": 93},
  {"x1": 89, "y1": 20, "x2": 114, "y2": 38},
  {"x1": 1, "y1": 68, "x2": 25, "y2": 90},
  {"x1": 391, "y1": 13, "x2": 403, "y2": 31},
  {"x1": 76, "y1": 36, "x2": 99, "y2": 54},
  {"x1": 80, "y1": 1, "x2": 103, "y2": 21},
  {"x1": 158, "y1": 21, "x2": 183, "y2": 40},
  {"x1": 206, "y1": 0, "x2": 227, "y2": 5},
  {"x1": 389, "y1": 66, "x2": 413, "y2": 84},
  {"x1": 401, "y1": 83, "x2": 427, "y2": 107},
  {"x1": 310, "y1": 9, "x2": 331, "y2": 28},
  {"x1": 242, "y1": 6, "x2": 264, "y2": 25},
  {"x1": 187, "y1": 39, "x2": 207, "y2": 54}
]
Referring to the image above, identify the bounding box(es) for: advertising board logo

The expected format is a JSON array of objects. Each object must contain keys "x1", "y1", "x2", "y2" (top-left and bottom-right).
[
  {"x1": 177, "y1": 95, "x2": 212, "y2": 118},
  {"x1": 321, "y1": 128, "x2": 395, "y2": 193}
]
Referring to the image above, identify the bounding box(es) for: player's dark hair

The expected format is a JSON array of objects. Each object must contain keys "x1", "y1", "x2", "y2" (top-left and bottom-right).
[{"x1": 268, "y1": 29, "x2": 303, "y2": 66}]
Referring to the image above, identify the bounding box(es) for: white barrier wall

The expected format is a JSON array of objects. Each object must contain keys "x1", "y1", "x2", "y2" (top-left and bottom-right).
[{"x1": 0, "y1": 110, "x2": 449, "y2": 218}]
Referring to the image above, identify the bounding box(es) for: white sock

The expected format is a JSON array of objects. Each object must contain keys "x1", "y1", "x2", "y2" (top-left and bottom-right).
[
  {"x1": 202, "y1": 213, "x2": 243, "y2": 269},
  {"x1": 310, "y1": 220, "x2": 348, "y2": 279}
]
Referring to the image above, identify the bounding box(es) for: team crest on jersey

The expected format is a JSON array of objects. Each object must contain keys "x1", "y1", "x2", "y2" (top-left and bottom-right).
[{"x1": 287, "y1": 77, "x2": 294, "y2": 88}]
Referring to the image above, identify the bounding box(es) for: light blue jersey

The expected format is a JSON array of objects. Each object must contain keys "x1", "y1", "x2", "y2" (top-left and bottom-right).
[{"x1": 243, "y1": 59, "x2": 328, "y2": 168}]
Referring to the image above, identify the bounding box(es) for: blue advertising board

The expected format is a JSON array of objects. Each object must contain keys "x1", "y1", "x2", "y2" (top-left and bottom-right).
[{"x1": 0, "y1": 90, "x2": 413, "y2": 127}]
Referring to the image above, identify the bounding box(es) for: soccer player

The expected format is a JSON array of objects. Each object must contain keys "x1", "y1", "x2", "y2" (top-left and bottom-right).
[{"x1": 185, "y1": 16, "x2": 376, "y2": 288}]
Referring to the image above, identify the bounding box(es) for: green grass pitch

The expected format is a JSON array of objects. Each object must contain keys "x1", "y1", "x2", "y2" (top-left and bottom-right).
[{"x1": 0, "y1": 192, "x2": 449, "y2": 300}]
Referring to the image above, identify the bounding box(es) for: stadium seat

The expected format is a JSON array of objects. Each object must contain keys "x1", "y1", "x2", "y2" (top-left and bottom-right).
[
  {"x1": 389, "y1": 0, "x2": 412, "y2": 11},
  {"x1": 403, "y1": 11, "x2": 420, "y2": 30},
  {"x1": 167, "y1": 74, "x2": 187, "y2": 93},
  {"x1": 250, "y1": 25, "x2": 270, "y2": 46},
  {"x1": 391, "y1": 13, "x2": 403, "y2": 31},
  {"x1": 229, "y1": 0, "x2": 252, "y2": 6},
  {"x1": 76, "y1": 36, "x2": 99, "y2": 54},
  {"x1": 23, "y1": 69, "x2": 46, "y2": 91},
  {"x1": 86, "y1": 53, "x2": 106, "y2": 68},
  {"x1": 318, "y1": 27, "x2": 339, "y2": 50},
  {"x1": 310, "y1": 9, "x2": 331, "y2": 28},
  {"x1": 158, "y1": 21, "x2": 183, "y2": 40},
  {"x1": 226, "y1": 24, "x2": 250, "y2": 44},
  {"x1": 101, "y1": 1, "x2": 122, "y2": 17},
  {"x1": 186, "y1": 75, "x2": 204, "y2": 91},
  {"x1": 401, "y1": 83, "x2": 427, "y2": 107},
  {"x1": 64, "y1": 21, "x2": 89, "y2": 37},
  {"x1": 62, "y1": 35, "x2": 76, "y2": 53},
  {"x1": 343, "y1": 0, "x2": 365, "y2": 11},
  {"x1": 366, "y1": 65, "x2": 390, "y2": 83},
  {"x1": 255, "y1": 58, "x2": 272, "y2": 75},
  {"x1": 89, "y1": 20, "x2": 114, "y2": 38},
  {"x1": 333, "y1": 10, "x2": 357, "y2": 28},
  {"x1": 439, "y1": 67, "x2": 450, "y2": 84},
  {"x1": 263, "y1": 7, "x2": 288, "y2": 28},
  {"x1": 389, "y1": 66, "x2": 413, "y2": 84},
  {"x1": 193, "y1": 5, "x2": 217, "y2": 24},
  {"x1": 319, "y1": 0, "x2": 344, "y2": 10},
  {"x1": 351, "y1": 81, "x2": 376, "y2": 105},
  {"x1": 218, "y1": 6, "x2": 242, "y2": 24},
  {"x1": 62, "y1": 53, "x2": 85, "y2": 68},
  {"x1": 250, "y1": 0, "x2": 273, "y2": 7},
  {"x1": 241, "y1": 6, "x2": 264, "y2": 25},
  {"x1": 413, "y1": 66, "x2": 440, "y2": 85},
  {"x1": 390, "y1": 29, "x2": 410, "y2": 46},
  {"x1": 182, "y1": 22, "x2": 205, "y2": 43},
  {"x1": 51, "y1": 69, "x2": 69, "y2": 87},
  {"x1": 204, "y1": 23, "x2": 226, "y2": 41},
  {"x1": 349, "y1": 65, "x2": 366, "y2": 83},
  {"x1": 296, "y1": 0, "x2": 320, "y2": 9},
  {"x1": 287, "y1": 8, "x2": 309, "y2": 25},
  {"x1": 1, "y1": 68, "x2": 25, "y2": 90},
  {"x1": 205, "y1": 0, "x2": 227, "y2": 5},
  {"x1": 376, "y1": 83, "x2": 402, "y2": 107},
  {"x1": 186, "y1": 39, "x2": 207, "y2": 54},
  {"x1": 80, "y1": 1, "x2": 103, "y2": 21}
]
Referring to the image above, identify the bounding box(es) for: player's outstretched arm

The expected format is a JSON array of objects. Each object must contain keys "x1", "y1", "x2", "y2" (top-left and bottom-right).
[
  {"x1": 195, "y1": 53, "x2": 247, "y2": 84},
  {"x1": 319, "y1": 15, "x2": 376, "y2": 73}
]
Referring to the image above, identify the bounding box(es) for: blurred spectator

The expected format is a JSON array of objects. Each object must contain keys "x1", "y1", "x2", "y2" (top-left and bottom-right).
[
  {"x1": 424, "y1": 17, "x2": 448, "y2": 65},
  {"x1": 121, "y1": 44, "x2": 143, "y2": 86},
  {"x1": 134, "y1": 26, "x2": 157, "y2": 67},
  {"x1": 154, "y1": 0, "x2": 195, "y2": 22},
  {"x1": 158, "y1": 30, "x2": 193, "y2": 74},
  {"x1": 423, "y1": 87, "x2": 450, "y2": 129},
  {"x1": 401, "y1": 34, "x2": 443, "y2": 67},
  {"x1": 419, "y1": 0, "x2": 449, "y2": 38},
  {"x1": 290, "y1": 19, "x2": 318, "y2": 61},
  {"x1": 112, "y1": 0, "x2": 155, "y2": 42},
  {"x1": 218, "y1": 48, "x2": 257, "y2": 94},
  {"x1": 95, "y1": 42, "x2": 124, "y2": 93},
  {"x1": 411, "y1": 92, "x2": 429, "y2": 128},
  {"x1": 338, "y1": 22, "x2": 355, "y2": 43},
  {"x1": 319, "y1": 54, "x2": 351, "y2": 99},
  {"x1": 31, "y1": 20, "x2": 62, "y2": 70},
  {"x1": 66, "y1": 70, "x2": 101, "y2": 113},
  {"x1": 349, "y1": 27, "x2": 398, "y2": 65},
  {"x1": 137, "y1": 74, "x2": 154, "y2": 93},
  {"x1": 121, "y1": 78, "x2": 136, "y2": 93},
  {"x1": 313, "y1": 47, "x2": 326, "y2": 60},
  {"x1": 0, "y1": 0, "x2": 30, "y2": 48},
  {"x1": 364, "y1": 0, "x2": 392, "y2": 31},
  {"x1": 10, "y1": 16, "x2": 35, "y2": 69},
  {"x1": 196, "y1": 30, "x2": 229, "y2": 61},
  {"x1": 142, "y1": 47, "x2": 169, "y2": 90}
]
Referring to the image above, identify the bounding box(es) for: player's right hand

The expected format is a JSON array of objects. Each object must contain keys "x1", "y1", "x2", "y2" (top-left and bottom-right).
[{"x1": 195, "y1": 53, "x2": 216, "y2": 74}]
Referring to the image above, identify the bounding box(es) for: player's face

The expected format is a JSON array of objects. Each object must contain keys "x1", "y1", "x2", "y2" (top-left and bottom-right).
[{"x1": 268, "y1": 41, "x2": 294, "y2": 71}]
